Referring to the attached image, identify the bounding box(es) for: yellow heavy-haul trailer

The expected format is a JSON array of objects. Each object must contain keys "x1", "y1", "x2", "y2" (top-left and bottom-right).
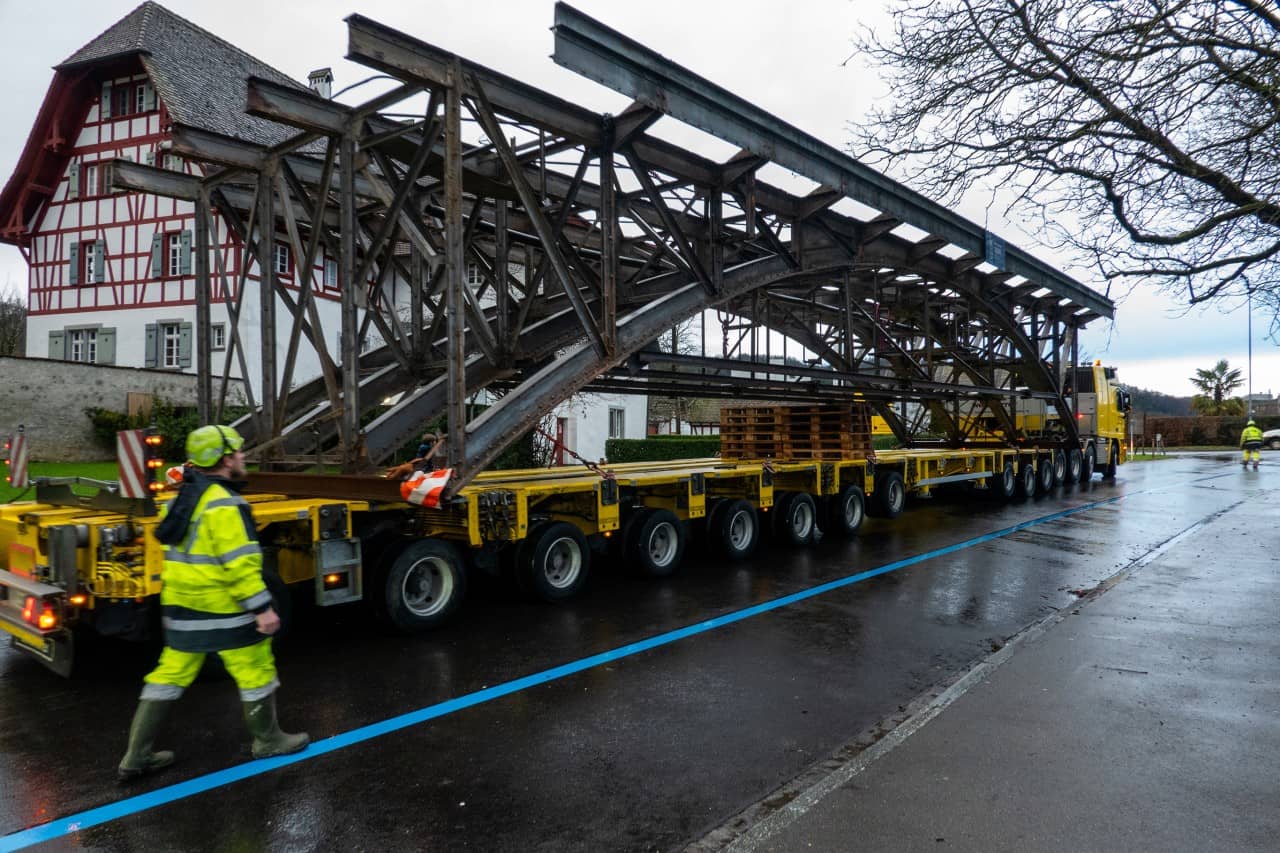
[{"x1": 0, "y1": 364, "x2": 1129, "y2": 676}]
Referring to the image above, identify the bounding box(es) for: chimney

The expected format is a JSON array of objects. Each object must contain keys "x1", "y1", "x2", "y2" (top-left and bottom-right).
[{"x1": 308, "y1": 67, "x2": 333, "y2": 99}]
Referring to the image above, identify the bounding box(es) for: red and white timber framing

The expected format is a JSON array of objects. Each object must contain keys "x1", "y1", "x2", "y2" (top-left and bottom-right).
[{"x1": 21, "y1": 67, "x2": 345, "y2": 385}]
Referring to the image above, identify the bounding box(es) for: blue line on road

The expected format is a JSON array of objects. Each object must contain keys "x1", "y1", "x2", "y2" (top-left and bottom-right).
[{"x1": 1, "y1": 488, "x2": 1141, "y2": 851}]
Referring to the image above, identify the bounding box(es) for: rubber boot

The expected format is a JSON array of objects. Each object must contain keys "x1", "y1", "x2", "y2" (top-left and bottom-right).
[
  {"x1": 117, "y1": 699, "x2": 176, "y2": 782},
  {"x1": 243, "y1": 693, "x2": 309, "y2": 759}
]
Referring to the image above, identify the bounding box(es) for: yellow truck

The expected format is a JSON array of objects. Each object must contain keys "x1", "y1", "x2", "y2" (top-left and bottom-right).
[{"x1": 0, "y1": 363, "x2": 1129, "y2": 676}]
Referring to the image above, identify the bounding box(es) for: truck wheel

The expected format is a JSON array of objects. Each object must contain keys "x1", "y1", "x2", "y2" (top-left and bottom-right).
[
  {"x1": 1103, "y1": 442, "x2": 1119, "y2": 479},
  {"x1": 1067, "y1": 449, "x2": 1083, "y2": 483},
  {"x1": 1017, "y1": 461, "x2": 1036, "y2": 499},
  {"x1": 1036, "y1": 455, "x2": 1055, "y2": 494},
  {"x1": 708, "y1": 498, "x2": 759, "y2": 560},
  {"x1": 1051, "y1": 450, "x2": 1067, "y2": 487},
  {"x1": 826, "y1": 486, "x2": 865, "y2": 537},
  {"x1": 992, "y1": 461, "x2": 1017, "y2": 500},
  {"x1": 626, "y1": 509, "x2": 686, "y2": 577},
  {"x1": 519, "y1": 521, "x2": 590, "y2": 602},
  {"x1": 873, "y1": 472, "x2": 906, "y2": 519},
  {"x1": 381, "y1": 538, "x2": 466, "y2": 633},
  {"x1": 1081, "y1": 444, "x2": 1096, "y2": 482},
  {"x1": 775, "y1": 492, "x2": 818, "y2": 546}
]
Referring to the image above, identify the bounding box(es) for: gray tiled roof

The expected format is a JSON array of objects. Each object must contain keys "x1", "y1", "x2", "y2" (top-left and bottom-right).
[{"x1": 58, "y1": 1, "x2": 310, "y2": 148}]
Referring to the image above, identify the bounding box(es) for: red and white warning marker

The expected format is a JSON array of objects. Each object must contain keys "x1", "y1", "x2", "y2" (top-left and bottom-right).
[{"x1": 5, "y1": 429, "x2": 29, "y2": 487}]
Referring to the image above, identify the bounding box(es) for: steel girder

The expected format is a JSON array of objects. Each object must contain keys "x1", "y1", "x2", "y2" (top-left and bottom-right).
[{"x1": 113, "y1": 9, "x2": 1114, "y2": 491}]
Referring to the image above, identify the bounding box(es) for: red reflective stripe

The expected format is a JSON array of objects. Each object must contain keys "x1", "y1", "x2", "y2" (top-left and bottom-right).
[
  {"x1": 117, "y1": 429, "x2": 149, "y2": 498},
  {"x1": 7, "y1": 433, "x2": 29, "y2": 486}
]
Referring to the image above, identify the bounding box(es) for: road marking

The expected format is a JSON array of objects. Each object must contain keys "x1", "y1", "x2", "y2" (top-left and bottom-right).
[{"x1": 0, "y1": 478, "x2": 1218, "y2": 851}]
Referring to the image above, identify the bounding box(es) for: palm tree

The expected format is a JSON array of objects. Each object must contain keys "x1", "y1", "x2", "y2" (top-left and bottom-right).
[{"x1": 1189, "y1": 360, "x2": 1245, "y2": 415}]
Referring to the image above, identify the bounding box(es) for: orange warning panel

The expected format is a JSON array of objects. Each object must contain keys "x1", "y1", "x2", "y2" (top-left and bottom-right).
[{"x1": 8, "y1": 543, "x2": 36, "y2": 579}]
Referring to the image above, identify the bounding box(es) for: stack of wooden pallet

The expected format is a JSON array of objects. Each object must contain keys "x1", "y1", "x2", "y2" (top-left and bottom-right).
[{"x1": 719, "y1": 404, "x2": 872, "y2": 460}]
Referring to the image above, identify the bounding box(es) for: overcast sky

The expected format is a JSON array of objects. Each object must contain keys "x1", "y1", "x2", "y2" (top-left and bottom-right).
[{"x1": 1, "y1": 0, "x2": 1274, "y2": 398}]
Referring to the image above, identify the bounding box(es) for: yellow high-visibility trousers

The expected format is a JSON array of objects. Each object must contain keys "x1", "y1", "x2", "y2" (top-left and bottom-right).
[{"x1": 140, "y1": 638, "x2": 279, "y2": 701}]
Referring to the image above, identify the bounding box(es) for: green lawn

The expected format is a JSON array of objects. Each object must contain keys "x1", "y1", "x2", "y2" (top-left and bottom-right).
[{"x1": 1, "y1": 461, "x2": 120, "y2": 503}]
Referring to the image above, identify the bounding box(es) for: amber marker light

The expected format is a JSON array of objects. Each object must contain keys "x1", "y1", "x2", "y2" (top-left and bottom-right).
[
  {"x1": 69, "y1": 594, "x2": 87, "y2": 606},
  {"x1": 37, "y1": 608, "x2": 58, "y2": 631}
]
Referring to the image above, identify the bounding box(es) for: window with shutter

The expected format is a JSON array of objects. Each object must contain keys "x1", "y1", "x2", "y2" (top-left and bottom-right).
[
  {"x1": 48, "y1": 330, "x2": 66, "y2": 360},
  {"x1": 100, "y1": 81, "x2": 112, "y2": 119},
  {"x1": 151, "y1": 233, "x2": 163, "y2": 278},
  {"x1": 67, "y1": 162, "x2": 80, "y2": 200},
  {"x1": 92, "y1": 240, "x2": 106, "y2": 283},
  {"x1": 68, "y1": 242, "x2": 80, "y2": 286},
  {"x1": 97, "y1": 327, "x2": 117, "y2": 365},
  {"x1": 144, "y1": 324, "x2": 158, "y2": 368},
  {"x1": 179, "y1": 230, "x2": 193, "y2": 276},
  {"x1": 178, "y1": 322, "x2": 193, "y2": 368}
]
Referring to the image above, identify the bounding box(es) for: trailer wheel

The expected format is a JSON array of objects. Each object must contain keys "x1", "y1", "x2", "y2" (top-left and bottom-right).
[
  {"x1": 1103, "y1": 441, "x2": 1119, "y2": 479},
  {"x1": 992, "y1": 461, "x2": 1017, "y2": 500},
  {"x1": 775, "y1": 492, "x2": 818, "y2": 546},
  {"x1": 1081, "y1": 444, "x2": 1096, "y2": 482},
  {"x1": 519, "y1": 521, "x2": 590, "y2": 602},
  {"x1": 708, "y1": 498, "x2": 759, "y2": 560},
  {"x1": 826, "y1": 485, "x2": 865, "y2": 537},
  {"x1": 1017, "y1": 461, "x2": 1036, "y2": 499},
  {"x1": 381, "y1": 538, "x2": 466, "y2": 633},
  {"x1": 1067, "y1": 449, "x2": 1083, "y2": 483},
  {"x1": 626, "y1": 509, "x2": 686, "y2": 577},
  {"x1": 1051, "y1": 450, "x2": 1067, "y2": 487},
  {"x1": 1035, "y1": 455, "x2": 1055, "y2": 493},
  {"x1": 873, "y1": 472, "x2": 907, "y2": 519}
]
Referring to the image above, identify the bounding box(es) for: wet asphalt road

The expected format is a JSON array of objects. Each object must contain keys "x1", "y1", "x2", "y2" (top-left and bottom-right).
[{"x1": 0, "y1": 454, "x2": 1254, "y2": 851}]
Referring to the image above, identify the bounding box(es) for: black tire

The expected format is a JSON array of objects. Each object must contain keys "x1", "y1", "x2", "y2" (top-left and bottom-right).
[
  {"x1": 872, "y1": 471, "x2": 907, "y2": 519},
  {"x1": 1067, "y1": 449, "x2": 1083, "y2": 483},
  {"x1": 380, "y1": 538, "x2": 467, "y2": 633},
  {"x1": 826, "y1": 485, "x2": 865, "y2": 537},
  {"x1": 1051, "y1": 450, "x2": 1067, "y2": 487},
  {"x1": 518, "y1": 521, "x2": 590, "y2": 602},
  {"x1": 769, "y1": 491, "x2": 793, "y2": 538},
  {"x1": 708, "y1": 498, "x2": 759, "y2": 560},
  {"x1": 1017, "y1": 461, "x2": 1036, "y2": 499},
  {"x1": 992, "y1": 461, "x2": 1017, "y2": 500},
  {"x1": 1103, "y1": 441, "x2": 1119, "y2": 479},
  {"x1": 625, "y1": 508, "x2": 686, "y2": 577},
  {"x1": 611, "y1": 507, "x2": 649, "y2": 561},
  {"x1": 1036, "y1": 455, "x2": 1055, "y2": 494},
  {"x1": 1082, "y1": 444, "x2": 1097, "y2": 482},
  {"x1": 775, "y1": 491, "x2": 818, "y2": 546}
]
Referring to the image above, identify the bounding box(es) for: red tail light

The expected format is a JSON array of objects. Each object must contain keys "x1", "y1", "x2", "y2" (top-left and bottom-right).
[{"x1": 21, "y1": 595, "x2": 35, "y2": 623}]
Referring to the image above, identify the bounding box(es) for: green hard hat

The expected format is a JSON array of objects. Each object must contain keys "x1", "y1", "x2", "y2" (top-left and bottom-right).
[
  {"x1": 1248, "y1": 419, "x2": 1257, "y2": 426},
  {"x1": 186, "y1": 424, "x2": 245, "y2": 468}
]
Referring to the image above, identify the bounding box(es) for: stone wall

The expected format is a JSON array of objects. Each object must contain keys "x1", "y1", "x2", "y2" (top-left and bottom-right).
[{"x1": 0, "y1": 356, "x2": 244, "y2": 461}]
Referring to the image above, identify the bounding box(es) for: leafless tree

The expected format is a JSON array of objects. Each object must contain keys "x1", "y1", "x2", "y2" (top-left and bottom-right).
[
  {"x1": 853, "y1": 1, "x2": 1280, "y2": 323},
  {"x1": 0, "y1": 285, "x2": 26, "y2": 357}
]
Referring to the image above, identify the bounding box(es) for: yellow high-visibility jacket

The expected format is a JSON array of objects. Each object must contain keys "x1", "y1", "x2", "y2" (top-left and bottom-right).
[
  {"x1": 160, "y1": 479, "x2": 272, "y2": 652},
  {"x1": 1241, "y1": 424, "x2": 1264, "y2": 448}
]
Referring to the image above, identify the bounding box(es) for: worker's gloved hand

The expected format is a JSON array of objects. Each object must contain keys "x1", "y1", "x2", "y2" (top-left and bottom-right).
[{"x1": 255, "y1": 608, "x2": 281, "y2": 635}]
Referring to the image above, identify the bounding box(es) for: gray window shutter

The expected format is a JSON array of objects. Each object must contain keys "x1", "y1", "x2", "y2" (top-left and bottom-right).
[
  {"x1": 151, "y1": 233, "x2": 163, "y2": 277},
  {"x1": 143, "y1": 83, "x2": 156, "y2": 111},
  {"x1": 100, "y1": 81, "x2": 112, "y2": 119},
  {"x1": 178, "y1": 322, "x2": 193, "y2": 368},
  {"x1": 179, "y1": 230, "x2": 192, "y2": 275},
  {"x1": 97, "y1": 327, "x2": 116, "y2": 365},
  {"x1": 48, "y1": 330, "x2": 66, "y2": 359},
  {"x1": 145, "y1": 151, "x2": 155, "y2": 167},
  {"x1": 92, "y1": 240, "x2": 105, "y2": 283},
  {"x1": 68, "y1": 242, "x2": 80, "y2": 286},
  {"x1": 144, "y1": 323, "x2": 158, "y2": 368},
  {"x1": 68, "y1": 162, "x2": 80, "y2": 200}
]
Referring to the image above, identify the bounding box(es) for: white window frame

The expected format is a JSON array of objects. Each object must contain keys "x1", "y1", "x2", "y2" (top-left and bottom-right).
[
  {"x1": 466, "y1": 262, "x2": 485, "y2": 289},
  {"x1": 160, "y1": 322, "x2": 182, "y2": 369},
  {"x1": 82, "y1": 163, "x2": 98, "y2": 197},
  {"x1": 135, "y1": 84, "x2": 147, "y2": 114},
  {"x1": 69, "y1": 329, "x2": 97, "y2": 363},
  {"x1": 608, "y1": 407, "x2": 625, "y2": 439},
  {"x1": 167, "y1": 233, "x2": 182, "y2": 277},
  {"x1": 211, "y1": 323, "x2": 226, "y2": 350},
  {"x1": 274, "y1": 243, "x2": 291, "y2": 276},
  {"x1": 324, "y1": 257, "x2": 338, "y2": 288}
]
